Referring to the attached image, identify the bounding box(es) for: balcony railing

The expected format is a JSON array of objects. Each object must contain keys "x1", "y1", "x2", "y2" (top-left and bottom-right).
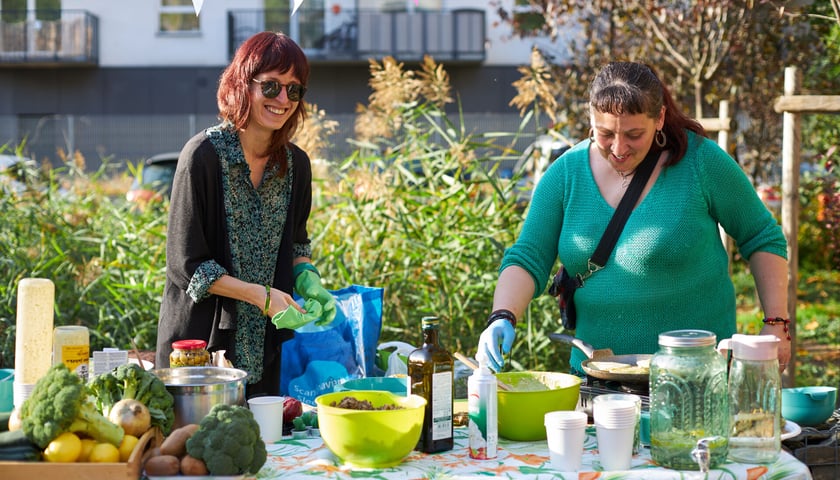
[
  {"x1": 0, "y1": 10, "x2": 99, "y2": 66},
  {"x1": 229, "y1": 8, "x2": 485, "y2": 64}
]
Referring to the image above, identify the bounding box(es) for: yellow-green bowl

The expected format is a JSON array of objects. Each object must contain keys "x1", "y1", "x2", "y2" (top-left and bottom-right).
[
  {"x1": 496, "y1": 371, "x2": 582, "y2": 441},
  {"x1": 315, "y1": 390, "x2": 427, "y2": 468}
]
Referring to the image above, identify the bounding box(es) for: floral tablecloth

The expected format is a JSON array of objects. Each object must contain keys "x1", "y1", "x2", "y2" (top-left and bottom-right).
[{"x1": 254, "y1": 427, "x2": 813, "y2": 480}]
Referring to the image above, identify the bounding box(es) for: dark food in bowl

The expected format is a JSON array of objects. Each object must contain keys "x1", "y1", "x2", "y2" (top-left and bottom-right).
[{"x1": 331, "y1": 396, "x2": 405, "y2": 410}]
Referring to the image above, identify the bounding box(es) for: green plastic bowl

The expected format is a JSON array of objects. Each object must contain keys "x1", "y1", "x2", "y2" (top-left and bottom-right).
[
  {"x1": 496, "y1": 371, "x2": 582, "y2": 441},
  {"x1": 782, "y1": 386, "x2": 837, "y2": 427},
  {"x1": 315, "y1": 390, "x2": 426, "y2": 468}
]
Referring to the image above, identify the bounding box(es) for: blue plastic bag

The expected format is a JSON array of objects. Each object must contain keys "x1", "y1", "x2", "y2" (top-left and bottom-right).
[{"x1": 280, "y1": 285, "x2": 383, "y2": 405}]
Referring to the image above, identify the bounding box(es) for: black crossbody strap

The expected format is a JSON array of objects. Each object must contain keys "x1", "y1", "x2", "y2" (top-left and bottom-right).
[{"x1": 589, "y1": 148, "x2": 660, "y2": 268}]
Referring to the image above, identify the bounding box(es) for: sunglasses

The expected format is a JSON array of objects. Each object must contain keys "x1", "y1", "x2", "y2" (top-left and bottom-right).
[{"x1": 252, "y1": 79, "x2": 307, "y2": 101}]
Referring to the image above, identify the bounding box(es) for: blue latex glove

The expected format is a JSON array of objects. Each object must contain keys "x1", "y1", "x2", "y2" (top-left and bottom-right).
[
  {"x1": 294, "y1": 269, "x2": 337, "y2": 326},
  {"x1": 476, "y1": 318, "x2": 516, "y2": 372},
  {"x1": 271, "y1": 299, "x2": 321, "y2": 330}
]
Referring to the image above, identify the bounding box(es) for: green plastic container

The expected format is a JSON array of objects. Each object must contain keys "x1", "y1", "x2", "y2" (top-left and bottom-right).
[
  {"x1": 315, "y1": 390, "x2": 426, "y2": 468},
  {"x1": 495, "y1": 371, "x2": 582, "y2": 441}
]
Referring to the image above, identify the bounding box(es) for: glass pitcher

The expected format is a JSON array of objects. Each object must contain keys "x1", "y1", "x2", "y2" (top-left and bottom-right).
[
  {"x1": 649, "y1": 330, "x2": 729, "y2": 470},
  {"x1": 718, "y1": 334, "x2": 781, "y2": 464}
]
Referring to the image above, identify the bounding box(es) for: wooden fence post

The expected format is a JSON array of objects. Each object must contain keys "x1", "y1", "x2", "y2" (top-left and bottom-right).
[{"x1": 780, "y1": 66, "x2": 802, "y2": 387}]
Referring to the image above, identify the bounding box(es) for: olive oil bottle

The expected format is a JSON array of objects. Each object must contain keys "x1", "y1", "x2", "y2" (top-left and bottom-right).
[{"x1": 407, "y1": 316, "x2": 454, "y2": 453}]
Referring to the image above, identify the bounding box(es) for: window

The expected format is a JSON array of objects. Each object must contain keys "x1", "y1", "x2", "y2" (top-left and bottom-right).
[
  {"x1": 1, "y1": 0, "x2": 60, "y2": 22},
  {"x1": 160, "y1": 0, "x2": 199, "y2": 33}
]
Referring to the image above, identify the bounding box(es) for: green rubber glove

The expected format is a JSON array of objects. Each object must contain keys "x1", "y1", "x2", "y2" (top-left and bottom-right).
[
  {"x1": 295, "y1": 269, "x2": 337, "y2": 326},
  {"x1": 271, "y1": 299, "x2": 321, "y2": 330}
]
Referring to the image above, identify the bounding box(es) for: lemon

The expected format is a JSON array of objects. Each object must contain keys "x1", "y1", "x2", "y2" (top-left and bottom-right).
[
  {"x1": 78, "y1": 438, "x2": 97, "y2": 462},
  {"x1": 118, "y1": 434, "x2": 139, "y2": 462},
  {"x1": 44, "y1": 432, "x2": 82, "y2": 463},
  {"x1": 88, "y1": 442, "x2": 121, "y2": 463}
]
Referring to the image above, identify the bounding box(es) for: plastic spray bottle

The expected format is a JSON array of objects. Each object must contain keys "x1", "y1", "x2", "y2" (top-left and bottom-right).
[{"x1": 468, "y1": 356, "x2": 498, "y2": 459}]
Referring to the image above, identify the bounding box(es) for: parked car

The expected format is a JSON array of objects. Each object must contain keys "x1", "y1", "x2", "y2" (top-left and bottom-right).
[
  {"x1": 0, "y1": 153, "x2": 38, "y2": 195},
  {"x1": 503, "y1": 135, "x2": 573, "y2": 204},
  {"x1": 126, "y1": 152, "x2": 179, "y2": 204}
]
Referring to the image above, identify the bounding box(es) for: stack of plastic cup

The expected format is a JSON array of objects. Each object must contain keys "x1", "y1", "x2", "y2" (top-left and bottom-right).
[
  {"x1": 544, "y1": 410, "x2": 588, "y2": 471},
  {"x1": 593, "y1": 394, "x2": 640, "y2": 471},
  {"x1": 593, "y1": 393, "x2": 641, "y2": 452}
]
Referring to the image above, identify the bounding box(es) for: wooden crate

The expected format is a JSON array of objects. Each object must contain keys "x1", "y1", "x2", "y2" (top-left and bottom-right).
[{"x1": 1, "y1": 427, "x2": 161, "y2": 480}]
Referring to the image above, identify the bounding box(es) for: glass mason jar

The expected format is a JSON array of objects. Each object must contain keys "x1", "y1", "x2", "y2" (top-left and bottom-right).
[
  {"x1": 649, "y1": 330, "x2": 729, "y2": 470},
  {"x1": 170, "y1": 339, "x2": 211, "y2": 367}
]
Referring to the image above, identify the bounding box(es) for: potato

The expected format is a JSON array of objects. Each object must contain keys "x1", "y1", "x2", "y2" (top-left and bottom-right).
[
  {"x1": 141, "y1": 446, "x2": 161, "y2": 465},
  {"x1": 159, "y1": 423, "x2": 199, "y2": 457},
  {"x1": 180, "y1": 454, "x2": 210, "y2": 475},
  {"x1": 144, "y1": 454, "x2": 180, "y2": 476}
]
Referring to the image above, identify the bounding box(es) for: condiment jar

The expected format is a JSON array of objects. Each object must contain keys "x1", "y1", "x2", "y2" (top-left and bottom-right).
[
  {"x1": 717, "y1": 334, "x2": 781, "y2": 464},
  {"x1": 649, "y1": 330, "x2": 729, "y2": 470},
  {"x1": 169, "y1": 339, "x2": 211, "y2": 367}
]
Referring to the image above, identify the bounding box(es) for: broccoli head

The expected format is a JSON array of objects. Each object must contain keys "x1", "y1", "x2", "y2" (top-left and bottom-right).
[
  {"x1": 89, "y1": 362, "x2": 175, "y2": 434},
  {"x1": 186, "y1": 404, "x2": 267, "y2": 476},
  {"x1": 19, "y1": 363, "x2": 125, "y2": 449}
]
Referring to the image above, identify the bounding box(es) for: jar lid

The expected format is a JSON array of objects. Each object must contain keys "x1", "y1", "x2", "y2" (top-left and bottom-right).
[
  {"x1": 730, "y1": 334, "x2": 779, "y2": 361},
  {"x1": 172, "y1": 339, "x2": 207, "y2": 350},
  {"x1": 658, "y1": 329, "x2": 716, "y2": 347}
]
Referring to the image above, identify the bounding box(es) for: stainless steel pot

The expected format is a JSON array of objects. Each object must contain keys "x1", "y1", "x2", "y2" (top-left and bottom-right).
[{"x1": 153, "y1": 366, "x2": 247, "y2": 429}]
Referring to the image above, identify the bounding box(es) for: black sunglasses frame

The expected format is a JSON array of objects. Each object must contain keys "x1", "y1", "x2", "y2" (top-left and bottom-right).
[{"x1": 252, "y1": 79, "x2": 307, "y2": 101}]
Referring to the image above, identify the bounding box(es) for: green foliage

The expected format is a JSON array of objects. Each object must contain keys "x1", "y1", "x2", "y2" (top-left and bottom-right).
[{"x1": 0, "y1": 156, "x2": 167, "y2": 368}]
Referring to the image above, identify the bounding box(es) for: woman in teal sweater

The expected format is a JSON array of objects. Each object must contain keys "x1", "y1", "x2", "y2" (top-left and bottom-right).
[{"x1": 477, "y1": 62, "x2": 791, "y2": 375}]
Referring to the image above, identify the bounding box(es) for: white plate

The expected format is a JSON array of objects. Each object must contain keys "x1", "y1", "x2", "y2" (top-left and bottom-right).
[{"x1": 781, "y1": 419, "x2": 801, "y2": 440}]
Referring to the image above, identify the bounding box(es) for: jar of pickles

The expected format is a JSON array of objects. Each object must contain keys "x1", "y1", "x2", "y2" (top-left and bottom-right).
[
  {"x1": 170, "y1": 339, "x2": 211, "y2": 367},
  {"x1": 649, "y1": 330, "x2": 729, "y2": 470}
]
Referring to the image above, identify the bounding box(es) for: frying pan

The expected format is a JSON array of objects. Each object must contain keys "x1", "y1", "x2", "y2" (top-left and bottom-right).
[{"x1": 549, "y1": 333, "x2": 651, "y2": 385}]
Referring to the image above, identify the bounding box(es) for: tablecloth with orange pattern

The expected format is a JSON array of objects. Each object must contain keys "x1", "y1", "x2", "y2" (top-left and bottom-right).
[{"x1": 252, "y1": 427, "x2": 812, "y2": 480}]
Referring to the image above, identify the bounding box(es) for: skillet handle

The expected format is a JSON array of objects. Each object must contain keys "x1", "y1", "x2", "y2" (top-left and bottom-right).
[{"x1": 548, "y1": 332, "x2": 596, "y2": 359}]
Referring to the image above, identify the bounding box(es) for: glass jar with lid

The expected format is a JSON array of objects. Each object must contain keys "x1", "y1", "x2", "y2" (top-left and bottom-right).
[
  {"x1": 649, "y1": 329, "x2": 729, "y2": 470},
  {"x1": 170, "y1": 339, "x2": 211, "y2": 367}
]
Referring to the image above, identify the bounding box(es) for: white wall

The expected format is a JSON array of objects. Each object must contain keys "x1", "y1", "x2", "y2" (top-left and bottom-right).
[
  {"x1": 61, "y1": 0, "x2": 570, "y2": 67},
  {"x1": 63, "y1": 0, "x2": 263, "y2": 67}
]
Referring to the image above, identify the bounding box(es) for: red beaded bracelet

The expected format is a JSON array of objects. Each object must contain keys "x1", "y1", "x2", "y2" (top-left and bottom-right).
[{"x1": 762, "y1": 317, "x2": 791, "y2": 341}]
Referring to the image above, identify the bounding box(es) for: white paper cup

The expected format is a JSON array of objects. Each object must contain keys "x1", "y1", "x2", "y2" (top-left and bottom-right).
[
  {"x1": 596, "y1": 423, "x2": 636, "y2": 471},
  {"x1": 247, "y1": 395, "x2": 285, "y2": 443},
  {"x1": 593, "y1": 393, "x2": 641, "y2": 453},
  {"x1": 544, "y1": 410, "x2": 587, "y2": 471}
]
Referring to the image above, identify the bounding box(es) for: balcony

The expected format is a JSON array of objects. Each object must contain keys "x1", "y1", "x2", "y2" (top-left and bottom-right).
[
  {"x1": 229, "y1": 8, "x2": 485, "y2": 64},
  {"x1": 0, "y1": 10, "x2": 99, "y2": 67}
]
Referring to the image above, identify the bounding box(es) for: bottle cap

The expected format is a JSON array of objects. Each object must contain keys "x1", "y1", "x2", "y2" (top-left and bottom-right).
[
  {"x1": 421, "y1": 316, "x2": 439, "y2": 327},
  {"x1": 730, "y1": 334, "x2": 779, "y2": 361}
]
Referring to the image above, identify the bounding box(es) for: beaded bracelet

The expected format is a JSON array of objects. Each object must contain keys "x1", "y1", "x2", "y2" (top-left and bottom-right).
[
  {"x1": 486, "y1": 309, "x2": 517, "y2": 329},
  {"x1": 263, "y1": 284, "x2": 271, "y2": 316},
  {"x1": 762, "y1": 317, "x2": 791, "y2": 341}
]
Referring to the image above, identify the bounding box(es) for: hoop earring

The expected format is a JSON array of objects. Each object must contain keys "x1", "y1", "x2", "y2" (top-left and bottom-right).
[
  {"x1": 655, "y1": 129, "x2": 667, "y2": 147},
  {"x1": 589, "y1": 129, "x2": 595, "y2": 142}
]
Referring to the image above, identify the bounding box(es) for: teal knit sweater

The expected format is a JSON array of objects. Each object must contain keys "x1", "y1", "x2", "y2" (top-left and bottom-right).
[{"x1": 501, "y1": 131, "x2": 788, "y2": 372}]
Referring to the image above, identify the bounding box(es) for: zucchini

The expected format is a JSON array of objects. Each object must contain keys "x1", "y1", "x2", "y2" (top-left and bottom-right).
[
  {"x1": 0, "y1": 429, "x2": 41, "y2": 461},
  {"x1": 0, "y1": 411, "x2": 11, "y2": 432}
]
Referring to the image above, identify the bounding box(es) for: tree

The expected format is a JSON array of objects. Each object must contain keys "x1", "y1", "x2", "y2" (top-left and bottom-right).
[{"x1": 493, "y1": 0, "x2": 822, "y2": 184}]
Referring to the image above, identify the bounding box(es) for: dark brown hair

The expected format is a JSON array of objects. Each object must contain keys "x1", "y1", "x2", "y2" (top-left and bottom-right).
[
  {"x1": 217, "y1": 32, "x2": 310, "y2": 173},
  {"x1": 589, "y1": 62, "x2": 705, "y2": 166}
]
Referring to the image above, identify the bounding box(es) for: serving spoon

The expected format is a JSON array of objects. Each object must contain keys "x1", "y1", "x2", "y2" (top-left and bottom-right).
[{"x1": 453, "y1": 352, "x2": 513, "y2": 391}]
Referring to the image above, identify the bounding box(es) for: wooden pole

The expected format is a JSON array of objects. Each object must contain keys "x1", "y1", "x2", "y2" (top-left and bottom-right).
[{"x1": 780, "y1": 67, "x2": 801, "y2": 388}]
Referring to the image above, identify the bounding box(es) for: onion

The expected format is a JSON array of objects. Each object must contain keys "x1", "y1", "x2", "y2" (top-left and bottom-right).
[{"x1": 109, "y1": 398, "x2": 152, "y2": 436}]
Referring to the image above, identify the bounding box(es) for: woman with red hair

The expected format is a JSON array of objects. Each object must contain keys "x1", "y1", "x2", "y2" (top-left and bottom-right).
[{"x1": 156, "y1": 32, "x2": 335, "y2": 398}]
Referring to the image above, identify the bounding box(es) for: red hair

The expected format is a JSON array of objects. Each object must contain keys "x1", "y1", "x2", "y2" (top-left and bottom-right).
[{"x1": 217, "y1": 32, "x2": 310, "y2": 174}]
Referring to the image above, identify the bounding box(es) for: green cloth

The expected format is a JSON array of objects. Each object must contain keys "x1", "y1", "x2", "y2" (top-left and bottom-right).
[{"x1": 501, "y1": 132, "x2": 787, "y2": 373}]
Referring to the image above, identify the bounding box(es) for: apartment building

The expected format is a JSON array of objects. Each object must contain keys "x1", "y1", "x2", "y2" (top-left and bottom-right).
[{"x1": 0, "y1": 0, "x2": 572, "y2": 165}]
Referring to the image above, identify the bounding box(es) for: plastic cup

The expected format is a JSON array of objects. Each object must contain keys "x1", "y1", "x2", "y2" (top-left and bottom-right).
[
  {"x1": 596, "y1": 423, "x2": 636, "y2": 471},
  {"x1": 247, "y1": 395, "x2": 285, "y2": 443},
  {"x1": 593, "y1": 393, "x2": 641, "y2": 453},
  {"x1": 0, "y1": 369, "x2": 13, "y2": 413},
  {"x1": 544, "y1": 410, "x2": 588, "y2": 471},
  {"x1": 639, "y1": 410, "x2": 651, "y2": 446}
]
